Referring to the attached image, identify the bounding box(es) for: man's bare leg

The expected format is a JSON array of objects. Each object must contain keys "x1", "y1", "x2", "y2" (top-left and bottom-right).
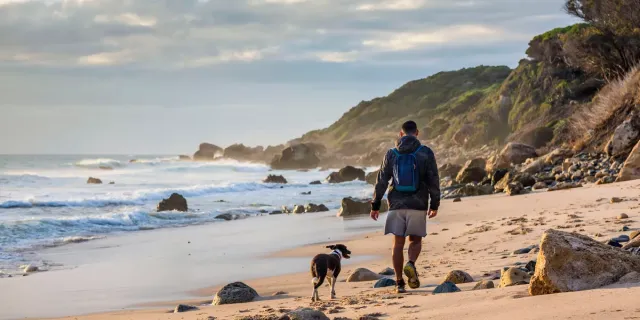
[
  {"x1": 408, "y1": 235, "x2": 422, "y2": 264},
  {"x1": 392, "y1": 235, "x2": 406, "y2": 280}
]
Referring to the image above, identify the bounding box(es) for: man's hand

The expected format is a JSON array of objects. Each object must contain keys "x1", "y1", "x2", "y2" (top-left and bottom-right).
[
  {"x1": 370, "y1": 210, "x2": 380, "y2": 221},
  {"x1": 427, "y1": 209, "x2": 438, "y2": 219}
]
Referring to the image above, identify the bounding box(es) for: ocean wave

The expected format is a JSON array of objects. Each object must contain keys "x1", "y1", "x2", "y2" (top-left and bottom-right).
[
  {"x1": 74, "y1": 158, "x2": 124, "y2": 168},
  {"x1": 0, "y1": 209, "x2": 251, "y2": 250},
  {"x1": 0, "y1": 182, "x2": 299, "y2": 209}
]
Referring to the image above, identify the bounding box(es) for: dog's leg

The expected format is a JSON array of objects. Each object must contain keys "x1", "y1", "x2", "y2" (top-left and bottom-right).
[{"x1": 330, "y1": 277, "x2": 337, "y2": 299}]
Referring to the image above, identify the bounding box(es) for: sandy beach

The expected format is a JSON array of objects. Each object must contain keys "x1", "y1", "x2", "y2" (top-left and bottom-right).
[{"x1": 4, "y1": 179, "x2": 636, "y2": 320}]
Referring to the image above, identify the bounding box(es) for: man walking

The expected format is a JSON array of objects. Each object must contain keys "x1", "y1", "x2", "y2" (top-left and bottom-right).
[{"x1": 370, "y1": 120, "x2": 440, "y2": 293}]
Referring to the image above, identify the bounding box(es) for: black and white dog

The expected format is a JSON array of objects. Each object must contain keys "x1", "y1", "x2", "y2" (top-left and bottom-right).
[{"x1": 310, "y1": 244, "x2": 351, "y2": 302}]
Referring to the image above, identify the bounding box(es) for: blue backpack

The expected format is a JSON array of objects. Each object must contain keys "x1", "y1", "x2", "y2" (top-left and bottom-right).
[{"x1": 391, "y1": 146, "x2": 424, "y2": 192}]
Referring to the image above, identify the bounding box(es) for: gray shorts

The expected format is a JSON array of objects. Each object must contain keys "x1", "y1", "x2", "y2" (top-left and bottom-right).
[{"x1": 384, "y1": 209, "x2": 427, "y2": 237}]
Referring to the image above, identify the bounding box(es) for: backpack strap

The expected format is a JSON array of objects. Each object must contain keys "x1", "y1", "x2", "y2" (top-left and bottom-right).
[
  {"x1": 391, "y1": 148, "x2": 400, "y2": 156},
  {"x1": 410, "y1": 145, "x2": 424, "y2": 156}
]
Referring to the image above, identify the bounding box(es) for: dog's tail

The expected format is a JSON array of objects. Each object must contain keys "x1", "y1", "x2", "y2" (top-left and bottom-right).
[{"x1": 311, "y1": 260, "x2": 327, "y2": 290}]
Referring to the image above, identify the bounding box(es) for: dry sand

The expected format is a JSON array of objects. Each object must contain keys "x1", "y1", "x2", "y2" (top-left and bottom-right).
[{"x1": 43, "y1": 180, "x2": 640, "y2": 319}]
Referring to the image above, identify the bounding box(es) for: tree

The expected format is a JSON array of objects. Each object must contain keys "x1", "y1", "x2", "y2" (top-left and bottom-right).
[{"x1": 563, "y1": 0, "x2": 640, "y2": 80}]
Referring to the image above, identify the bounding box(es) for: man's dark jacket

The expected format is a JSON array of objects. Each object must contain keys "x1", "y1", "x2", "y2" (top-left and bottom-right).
[{"x1": 371, "y1": 135, "x2": 441, "y2": 212}]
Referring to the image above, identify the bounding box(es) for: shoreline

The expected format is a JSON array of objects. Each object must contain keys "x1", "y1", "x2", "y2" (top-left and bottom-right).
[{"x1": 12, "y1": 179, "x2": 640, "y2": 319}]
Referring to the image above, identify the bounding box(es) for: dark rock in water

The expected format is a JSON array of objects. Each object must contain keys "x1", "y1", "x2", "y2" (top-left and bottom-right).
[
  {"x1": 223, "y1": 144, "x2": 264, "y2": 161},
  {"x1": 456, "y1": 158, "x2": 487, "y2": 183},
  {"x1": 193, "y1": 142, "x2": 222, "y2": 161},
  {"x1": 157, "y1": 193, "x2": 188, "y2": 212},
  {"x1": 284, "y1": 308, "x2": 330, "y2": 320},
  {"x1": 212, "y1": 282, "x2": 259, "y2": 305},
  {"x1": 217, "y1": 213, "x2": 244, "y2": 220},
  {"x1": 433, "y1": 282, "x2": 461, "y2": 294},
  {"x1": 270, "y1": 210, "x2": 283, "y2": 215},
  {"x1": 108, "y1": 181, "x2": 115, "y2": 185},
  {"x1": 439, "y1": 163, "x2": 463, "y2": 180},
  {"x1": 309, "y1": 180, "x2": 322, "y2": 185},
  {"x1": 338, "y1": 197, "x2": 388, "y2": 217},
  {"x1": 525, "y1": 260, "x2": 537, "y2": 273},
  {"x1": 98, "y1": 166, "x2": 113, "y2": 170},
  {"x1": 491, "y1": 169, "x2": 509, "y2": 186},
  {"x1": 292, "y1": 205, "x2": 305, "y2": 214},
  {"x1": 174, "y1": 304, "x2": 198, "y2": 313},
  {"x1": 365, "y1": 170, "x2": 379, "y2": 185},
  {"x1": 178, "y1": 155, "x2": 191, "y2": 161},
  {"x1": 378, "y1": 267, "x2": 395, "y2": 276},
  {"x1": 270, "y1": 144, "x2": 321, "y2": 170},
  {"x1": 472, "y1": 280, "x2": 495, "y2": 290},
  {"x1": 607, "y1": 240, "x2": 622, "y2": 248},
  {"x1": 87, "y1": 177, "x2": 103, "y2": 184},
  {"x1": 327, "y1": 166, "x2": 365, "y2": 183},
  {"x1": 301, "y1": 191, "x2": 311, "y2": 195},
  {"x1": 263, "y1": 174, "x2": 288, "y2": 184},
  {"x1": 612, "y1": 235, "x2": 631, "y2": 243},
  {"x1": 305, "y1": 203, "x2": 329, "y2": 213},
  {"x1": 374, "y1": 278, "x2": 396, "y2": 288}
]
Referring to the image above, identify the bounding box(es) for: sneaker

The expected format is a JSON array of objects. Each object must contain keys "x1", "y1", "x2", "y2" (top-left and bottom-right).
[
  {"x1": 404, "y1": 261, "x2": 420, "y2": 289},
  {"x1": 395, "y1": 279, "x2": 407, "y2": 294}
]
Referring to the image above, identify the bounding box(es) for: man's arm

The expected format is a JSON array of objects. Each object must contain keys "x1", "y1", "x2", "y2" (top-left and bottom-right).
[
  {"x1": 425, "y1": 149, "x2": 441, "y2": 211},
  {"x1": 372, "y1": 149, "x2": 393, "y2": 211}
]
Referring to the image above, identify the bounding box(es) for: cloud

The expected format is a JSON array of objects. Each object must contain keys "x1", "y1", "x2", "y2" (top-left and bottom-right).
[
  {"x1": 356, "y1": 0, "x2": 427, "y2": 11},
  {"x1": 362, "y1": 24, "x2": 523, "y2": 51},
  {"x1": 0, "y1": 0, "x2": 578, "y2": 75},
  {"x1": 314, "y1": 50, "x2": 360, "y2": 63}
]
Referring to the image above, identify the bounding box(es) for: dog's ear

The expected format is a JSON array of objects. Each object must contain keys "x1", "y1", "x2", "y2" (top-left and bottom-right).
[{"x1": 326, "y1": 245, "x2": 336, "y2": 250}]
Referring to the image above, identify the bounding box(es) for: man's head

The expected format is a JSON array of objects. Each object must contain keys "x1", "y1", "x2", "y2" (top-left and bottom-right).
[{"x1": 400, "y1": 120, "x2": 419, "y2": 137}]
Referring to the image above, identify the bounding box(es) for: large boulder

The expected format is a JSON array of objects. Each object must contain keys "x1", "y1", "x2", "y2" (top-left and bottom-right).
[
  {"x1": 263, "y1": 174, "x2": 287, "y2": 184},
  {"x1": 338, "y1": 197, "x2": 388, "y2": 217},
  {"x1": 212, "y1": 282, "x2": 259, "y2": 305},
  {"x1": 365, "y1": 170, "x2": 379, "y2": 185},
  {"x1": 618, "y1": 140, "x2": 640, "y2": 182},
  {"x1": 193, "y1": 143, "x2": 222, "y2": 161},
  {"x1": 223, "y1": 144, "x2": 263, "y2": 161},
  {"x1": 519, "y1": 127, "x2": 555, "y2": 148},
  {"x1": 347, "y1": 268, "x2": 383, "y2": 282},
  {"x1": 488, "y1": 143, "x2": 538, "y2": 172},
  {"x1": 87, "y1": 177, "x2": 102, "y2": 184},
  {"x1": 326, "y1": 166, "x2": 365, "y2": 183},
  {"x1": 543, "y1": 148, "x2": 573, "y2": 166},
  {"x1": 270, "y1": 144, "x2": 321, "y2": 170},
  {"x1": 157, "y1": 193, "x2": 188, "y2": 212},
  {"x1": 529, "y1": 229, "x2": 640, "y2": 296},
  {"x1": 456, "y1": 158, "x2": 487, "y2": 183},
  {"x1": 447, "y1": 184, "x2": 493, "y2": 198},
  {"x1": 605, "y1": 113, "x2": 640, "y2": 157},
  {"x1": 452, "y1": 124, "x2": 474, "y2": 145},
  {"x1": 443, "y1": 270, "x2": 474, "y2": 284},
  {"x1": 439, "y1": 163, "x2": 463, "y2": 180}
]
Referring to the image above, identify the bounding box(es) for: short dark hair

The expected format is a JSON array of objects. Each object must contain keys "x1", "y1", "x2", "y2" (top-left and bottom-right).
[{"x1": 401, "y1": 121, "x2": 418, "y2": 135}]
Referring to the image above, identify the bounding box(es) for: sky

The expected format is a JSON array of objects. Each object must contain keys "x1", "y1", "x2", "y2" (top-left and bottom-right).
[{"x1": 0, "y1": 0, "x2": 578, "y2": 155}]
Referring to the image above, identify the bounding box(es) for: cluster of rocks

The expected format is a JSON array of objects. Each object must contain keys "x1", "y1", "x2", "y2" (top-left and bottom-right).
[
  {"x1": 278, "y1": 203, "x2": 330, "y2": 214},
  {"x1": 442, "y1": 140, "x2": 640, "y2": 199}
]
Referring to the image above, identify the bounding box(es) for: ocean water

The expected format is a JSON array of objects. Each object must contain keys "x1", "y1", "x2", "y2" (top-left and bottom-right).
[{"x1": 0, "y1": 155, "x2": 373, "y2": 271}]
